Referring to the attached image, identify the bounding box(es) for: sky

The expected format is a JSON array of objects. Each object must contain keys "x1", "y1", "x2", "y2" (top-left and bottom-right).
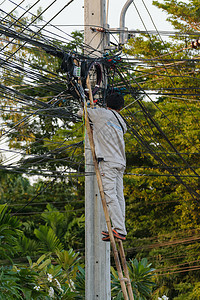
[
  {"x1": 0, "y1": 0, "x2": 175, "y2": 41},
  {"x1": 39, "y1": 0, "x2": 174, "y2": 32}
]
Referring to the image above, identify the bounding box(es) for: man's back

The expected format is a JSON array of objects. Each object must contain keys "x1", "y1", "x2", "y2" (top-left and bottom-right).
[{"x1": 87, "y1": 107, "x2": 127, "y2": 166}]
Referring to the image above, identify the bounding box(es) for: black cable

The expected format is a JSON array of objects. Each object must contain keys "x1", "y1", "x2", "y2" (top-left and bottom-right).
[{"x1": 115, "y1": 67, "x2": 200, "y2": 201}]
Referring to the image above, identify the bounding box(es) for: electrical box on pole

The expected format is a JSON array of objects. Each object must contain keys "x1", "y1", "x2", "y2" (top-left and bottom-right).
[{"x1": 84, "y1": 1, "x2": 111, "y2": 299}]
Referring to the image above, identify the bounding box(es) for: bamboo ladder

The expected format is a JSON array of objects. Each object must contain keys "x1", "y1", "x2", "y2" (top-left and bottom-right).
[{"x1": 84, "y1": 77, "x2": 134, "y2": 300}]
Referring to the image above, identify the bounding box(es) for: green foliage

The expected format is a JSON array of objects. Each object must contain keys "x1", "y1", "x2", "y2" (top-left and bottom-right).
[
  {"x1": 0, "y1": 203, "x2": 158, "y2": 299},
  {"x1": 0, "y1": 248, "x2": 85, "y2": 299},
  {"x1": 0, "y1": 265, "x2": 47, "y2": 299},
  {"x1": 55, "y1": 248, "x2": 81, "y2": 283},
  {"x1": 0, "y1": 170, "x2": 33, "y2": 206},
  {"x1": 41, "y1": 203, "x2": 85, "y2": 249},
  {"x1": 0, "y1": 267, "x2": 23, "y2": 299},
  {"x1": 0, "y1": 204, "x2": 21, "y2": 260},
  {"x1": 34, "y1": 225, "x2": 64, "y2": 253},
  {"x1": 73, "y1": 266, "x2": 85, "y2": 299},
  {"x1": 41, "y1": 203, "x2": 67, "y2": 238},
  {"x1": 27, "y1": 254, "x2": 64, "y2": 298},
  {"x1": 15, "y1": 235, "x2": 40, "y2": 256},
  {"x1": 5, "y1": 200, "x2": 85, "y2": 258},
  {"x1": 128, "y1": 258, "x2": 156, "y2": 299},
  {"x1": 25, "y1": 250, "x2": 85, "y2": 299},
  {"x1": 153, "y1": 0, "x2": 200, "y2": 32},
  {"x1": 173, "y1": 281, "x2": 200, "y2": 299},
  {"x1": 64, "y1": 31, "x2": 84, "y2": 53},
  {"x1": 111, "y1": 258, "x2": 155, "y2": 300}
]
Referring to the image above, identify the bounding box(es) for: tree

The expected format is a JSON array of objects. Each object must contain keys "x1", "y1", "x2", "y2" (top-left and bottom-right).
[
  {"x1": 120, "y1": 1, "x2": 200, "y2": 298},
  {"x1": 0, "y1": 9, "x2": 85, "y2": 256}
]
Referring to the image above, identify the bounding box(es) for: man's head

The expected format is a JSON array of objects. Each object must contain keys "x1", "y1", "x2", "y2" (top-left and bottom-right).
[{"x1": 106, "y1": 93, "x2": 124, "y2": 111}]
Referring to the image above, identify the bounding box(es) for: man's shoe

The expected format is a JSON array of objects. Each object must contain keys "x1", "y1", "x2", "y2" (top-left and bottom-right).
[
  {"x1": 112, "y1": 229, "x2": 126, "y2": 241},
  {"x1": 101, "y1": 229, "x2": 126, "y2": 241},
  {"x1": 101, "y1": 231, "x2": 109, "y2": 236},
  {"x1": 102, "y1": 236, "x2": 111, "y2": 242}
]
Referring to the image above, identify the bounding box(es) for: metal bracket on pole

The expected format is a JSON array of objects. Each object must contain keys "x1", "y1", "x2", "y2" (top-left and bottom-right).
[
  {"x1": 88, "y1": 0, "x2": 134, "y2": 49},
  {"x1": 120, "y1": 0, "x2": 134, "y2": 44}
]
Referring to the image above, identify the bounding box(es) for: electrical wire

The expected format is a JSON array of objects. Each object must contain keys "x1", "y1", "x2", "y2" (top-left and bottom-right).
[{"x1": 0, "y1": 2, "x2": 199, "y2": 276}]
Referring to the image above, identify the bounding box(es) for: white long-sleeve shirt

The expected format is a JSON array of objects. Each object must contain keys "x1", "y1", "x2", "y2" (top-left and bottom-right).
[{"x1": 80, "y1": 107, "x2": 127, "y2": 166}]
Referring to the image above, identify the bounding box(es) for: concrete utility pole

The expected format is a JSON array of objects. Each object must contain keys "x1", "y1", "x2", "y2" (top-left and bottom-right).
[{"x1": 84, "y1": 1, "x2": 111, "y2": 299}]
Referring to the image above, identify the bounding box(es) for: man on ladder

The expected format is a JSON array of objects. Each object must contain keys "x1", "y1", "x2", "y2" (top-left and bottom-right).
[
  {"x1": 80, "y1": 92, "x2": 127, "y2": 241},
  {"x1": 81, "y1": 88, "x2": 134, "y2": 299}
]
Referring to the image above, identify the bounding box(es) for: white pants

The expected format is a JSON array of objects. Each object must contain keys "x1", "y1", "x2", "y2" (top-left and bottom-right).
[{"x1": 99, "y1": 160, "x2": 127, "y2": 235}]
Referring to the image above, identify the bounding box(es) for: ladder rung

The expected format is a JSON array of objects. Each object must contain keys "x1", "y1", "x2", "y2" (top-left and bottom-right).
[{"x1": 119, "y1": 277, "x2": 128, "y2": 282}]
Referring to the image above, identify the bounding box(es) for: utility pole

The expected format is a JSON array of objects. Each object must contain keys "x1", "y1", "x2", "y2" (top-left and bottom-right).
[{"x1": 84, "y1": 1, "x2": 111, "y2": 299}]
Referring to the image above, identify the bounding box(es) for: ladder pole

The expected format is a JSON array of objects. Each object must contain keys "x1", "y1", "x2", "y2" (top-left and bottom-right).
[
  {"x1": 86, "y1": 76, "x2": 94, "y2": 107},
  {"x1": 117, "y1": 240, "x2": 135, "y2": 300},
  {"x1": 84, "y1": 79, "x2": 129, "y2": 300}
]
